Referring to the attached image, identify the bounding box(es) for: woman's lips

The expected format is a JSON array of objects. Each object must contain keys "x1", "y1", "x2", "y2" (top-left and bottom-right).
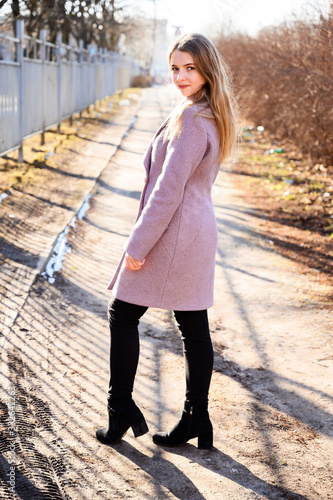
[{"x1": 178, "y1": 85, "x2": 190, "y2": 89}]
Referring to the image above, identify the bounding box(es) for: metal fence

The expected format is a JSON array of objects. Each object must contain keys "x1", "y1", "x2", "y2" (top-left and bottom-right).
[{"x1": 0, "y1": 20, "x2": 141, "y2": 161}]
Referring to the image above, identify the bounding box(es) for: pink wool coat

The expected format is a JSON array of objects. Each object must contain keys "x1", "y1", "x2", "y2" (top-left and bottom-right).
[{"x1": 107, "y1": 104, "x2": 221, "y2": 310}]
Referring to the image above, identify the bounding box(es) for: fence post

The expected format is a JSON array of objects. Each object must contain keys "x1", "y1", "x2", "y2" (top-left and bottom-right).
[
  {"x1": 56, "y1": 32, "x2": 62, "y2": 134},
  {"x1": 103, "y1": 48, "x2": 108, "y2": 103},
  {"x1": 93, "y1": 44, "x2": 97, "y2": 110},
  {"x1": 78, "y1": 40, "x2": 84, "y2": 118},
  {"x1": 16, "y1": 20, "x2": 24, "y2": 163},
  {"x1": 98, "y1": 47, "x2": 103, "y2": 106},
  {"x1": 86, "y1": 44, "x2": 91, "y2": 114},
  {"x1": 69, "y1": 34, "x2": 75, "y2": 126},
  {"x1": 111, "y1": 52, "x2": 116, "y2": 96},
  {"x1": 40, "y1": 29, "x2": 46, "y2": 145}
]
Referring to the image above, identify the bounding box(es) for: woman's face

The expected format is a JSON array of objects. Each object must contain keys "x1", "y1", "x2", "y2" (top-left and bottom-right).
[{"x1": 170, "y1": 49, "x2": 206, "y2": 98}]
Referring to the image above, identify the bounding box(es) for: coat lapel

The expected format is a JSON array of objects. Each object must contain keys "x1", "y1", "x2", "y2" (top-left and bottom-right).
[{"x1": 143, "y1": 115, "x2": 170, "y2": 174}]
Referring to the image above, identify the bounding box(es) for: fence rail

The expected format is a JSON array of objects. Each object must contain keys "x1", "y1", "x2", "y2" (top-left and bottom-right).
[{"x1": 0, "y1": 21, "x2": 141, "y2": 161}]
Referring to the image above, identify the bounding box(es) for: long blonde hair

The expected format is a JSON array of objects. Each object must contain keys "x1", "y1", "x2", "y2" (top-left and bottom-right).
[{"x1": 165, "y1": 33, "x2": 238, "y2": 164}]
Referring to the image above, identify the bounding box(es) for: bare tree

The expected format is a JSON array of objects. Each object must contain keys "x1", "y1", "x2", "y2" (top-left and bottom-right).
[{"x1": 2, "y1": 0, "x2": 135, "y2": 50}]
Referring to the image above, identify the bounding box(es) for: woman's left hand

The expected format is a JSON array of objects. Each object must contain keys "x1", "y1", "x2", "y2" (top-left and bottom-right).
[{"x1": 125, "y1": 252, "x2": 145, "y2": 271}]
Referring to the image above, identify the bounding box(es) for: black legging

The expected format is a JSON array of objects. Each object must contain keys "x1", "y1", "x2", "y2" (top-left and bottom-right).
[{"x1": 107, "y1": 298, "x2": 213, "y2": 406}]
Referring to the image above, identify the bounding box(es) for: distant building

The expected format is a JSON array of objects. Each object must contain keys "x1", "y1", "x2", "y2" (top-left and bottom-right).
[
  {"x1": 120, "y1": 17, "x2": 170, "y2": 82},
  {"x1": 151, "y1": 19, "x2": 170, "y2": 82}
]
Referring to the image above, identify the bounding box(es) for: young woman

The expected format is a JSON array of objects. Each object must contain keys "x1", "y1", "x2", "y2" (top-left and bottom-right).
[{"x1": 96, "y1": 33, "x2": 238, "y2": 449}]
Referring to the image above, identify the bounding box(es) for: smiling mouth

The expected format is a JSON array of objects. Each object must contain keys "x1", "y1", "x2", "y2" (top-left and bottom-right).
[{"x1": 178, "y1": 85, "x2": 190, "y2": 89}]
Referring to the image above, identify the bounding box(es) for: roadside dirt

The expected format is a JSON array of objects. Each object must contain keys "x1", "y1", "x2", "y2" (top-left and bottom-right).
[
  {"x1": 233, "y1": 127, "x2": 333, "y2": 286},
  {"x1": 0, "y1": 86, "x2": 332, "y2": 500}
]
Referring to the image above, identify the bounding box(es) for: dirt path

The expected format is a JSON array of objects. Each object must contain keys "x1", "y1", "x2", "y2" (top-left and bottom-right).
[{"x1": 0, "y1": 86, "x2": 332, "y2": 500}]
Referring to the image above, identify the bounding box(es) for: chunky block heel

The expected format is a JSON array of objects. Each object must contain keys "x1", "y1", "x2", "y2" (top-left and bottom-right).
[
  {"x1": 153, "y1": 401, "x2": 213, "y2": 449},
  {"x1": 198, "y1": 430, "x2": 213, "y2": 449},
  {"x1": 132, "y1": 418, "x2": 149, "y2": 438},
  {"x1": 96, "y1": 399, "x2": 148, "y2": 444}
]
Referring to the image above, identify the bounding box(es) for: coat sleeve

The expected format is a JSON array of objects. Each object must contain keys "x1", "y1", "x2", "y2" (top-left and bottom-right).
[{"x1": 124, "y1": 108, "x2": 208, "y2": 261}]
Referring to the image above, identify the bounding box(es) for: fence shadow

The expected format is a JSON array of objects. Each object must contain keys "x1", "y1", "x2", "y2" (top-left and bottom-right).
[{"x1": 1, "y1": 251, "x2": 331, "y2": 499}]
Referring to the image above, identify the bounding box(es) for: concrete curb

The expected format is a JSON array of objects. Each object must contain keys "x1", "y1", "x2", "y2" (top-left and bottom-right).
[
  {"x1": 1, "y1": 97, "x2": 142, "y2": 339},
  {"x1": 37, "y1": 106, "x2": 141, "y2": 281}
]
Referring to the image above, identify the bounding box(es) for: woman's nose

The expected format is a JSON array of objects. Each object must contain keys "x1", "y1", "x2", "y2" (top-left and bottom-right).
[{"x1": 177, "y1": 70, "x2": 186, "y2": 81}]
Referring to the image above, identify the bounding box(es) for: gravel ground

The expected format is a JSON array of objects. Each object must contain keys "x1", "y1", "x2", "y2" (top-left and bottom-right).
[{"x1": 0, "y1": 86, "x2": 332, "y2": 500}]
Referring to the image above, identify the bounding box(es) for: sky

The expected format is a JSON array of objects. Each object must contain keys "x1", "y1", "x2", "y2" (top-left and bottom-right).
[
  {"x1": 0, "y1": 0, "x2": 330, "y2": 37},
  {"x1": 143, "y1": 0, "x2": 331, "y2": 36}
]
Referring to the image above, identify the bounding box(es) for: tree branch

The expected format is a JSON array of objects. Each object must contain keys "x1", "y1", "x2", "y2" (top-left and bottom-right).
[{"x1": 0, "y1": 0, "x2": 9, "y2": 9}]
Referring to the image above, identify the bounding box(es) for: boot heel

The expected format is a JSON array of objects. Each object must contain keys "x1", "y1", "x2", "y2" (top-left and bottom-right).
[
  {"x1": 197, "y1": 430, "x2": 213, "y2": 449},
  {"x1": 132, "y1": 418, "x2": 149, "y2": 438}
]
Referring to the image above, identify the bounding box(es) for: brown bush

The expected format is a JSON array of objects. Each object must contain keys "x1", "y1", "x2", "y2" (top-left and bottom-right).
[
  {"x1": 217, "y1": 14, "x2": 333, "y2": 166},
  {"x1": 131, "y1": 75, "x2": 152, "y2": 88}
]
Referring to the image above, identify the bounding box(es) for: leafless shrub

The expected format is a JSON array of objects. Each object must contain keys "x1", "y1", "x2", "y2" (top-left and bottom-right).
[
  {"x1": 217, "y1": 13, "x2": 333, "y2": 165},
  {"x1": 131, "y1": 75, "x2": 152, "y2": 88}
]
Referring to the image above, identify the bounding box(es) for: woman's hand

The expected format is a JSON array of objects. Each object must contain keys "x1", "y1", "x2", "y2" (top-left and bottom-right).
[{"x1": 125, "y1": 253, "x2": 145, "y2": 271}]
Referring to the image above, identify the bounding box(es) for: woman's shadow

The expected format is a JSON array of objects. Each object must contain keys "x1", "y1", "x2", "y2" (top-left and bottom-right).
[{"x1": 106, "y1": 440, "x2": 309, "y2": 500}]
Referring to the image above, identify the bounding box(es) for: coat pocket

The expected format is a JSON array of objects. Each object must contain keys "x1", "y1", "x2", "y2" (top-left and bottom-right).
[{"x1": 160, "y1": 203, "x2": 203, "y2": 258}]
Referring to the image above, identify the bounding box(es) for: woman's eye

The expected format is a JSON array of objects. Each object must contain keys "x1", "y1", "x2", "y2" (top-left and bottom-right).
[
  {"x1": 188, "y1": 66, "x2": 195, "y2": 70},
  {"x1": 171, "y1": 67, "x2": 178, "y2": 72}
]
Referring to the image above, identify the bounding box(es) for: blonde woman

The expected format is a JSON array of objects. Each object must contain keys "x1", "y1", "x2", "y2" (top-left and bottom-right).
[{"x1": 96, "y1": 33, "x2": 238, "y2": 449}]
